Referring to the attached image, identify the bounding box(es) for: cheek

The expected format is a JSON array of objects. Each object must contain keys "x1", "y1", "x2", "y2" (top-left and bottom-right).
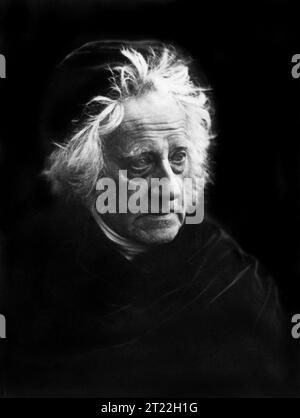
[
  {"x1": 186, "y1": 144, "x2": 205, "y2": 182},
  {"x1": 182, "y1": 157, "x2": 204, "y2": 206},
  {"x1": 102, "y1": 212, "x2": 137, "y2": 237}
]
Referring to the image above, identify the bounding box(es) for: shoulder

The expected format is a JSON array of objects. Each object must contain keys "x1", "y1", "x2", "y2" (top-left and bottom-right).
[
  {"x1": 184, "y1": 217, "x2": 285, "y2": 334},
  {"x1": 5, "y1": 198, "x2": 99, "y2": 270},
  {"x1": 4, "y1": 199, "x2": 105, "y2": 312},
  {"x1": 183, "y1": 219, "x2": 292, "y2": 393}
]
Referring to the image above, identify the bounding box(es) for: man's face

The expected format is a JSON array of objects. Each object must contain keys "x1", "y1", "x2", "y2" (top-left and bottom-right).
[{"x1": 97, "y1": 90, "x2": 197, "y2": 245}]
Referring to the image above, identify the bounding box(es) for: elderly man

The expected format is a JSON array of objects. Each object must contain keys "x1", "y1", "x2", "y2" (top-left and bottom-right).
[{"x1": 3, "y1": 40, "x2": 293, "y2": 396}]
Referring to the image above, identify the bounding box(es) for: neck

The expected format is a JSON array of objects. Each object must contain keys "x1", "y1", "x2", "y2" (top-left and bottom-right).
[{"x1": 91, "y1": 208, "x2": 148, "y2": 261}]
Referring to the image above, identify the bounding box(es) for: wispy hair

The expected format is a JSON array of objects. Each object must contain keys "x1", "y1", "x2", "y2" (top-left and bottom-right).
[{"x1": 43, "y1": 44, "x2": 214, "y2": 201}]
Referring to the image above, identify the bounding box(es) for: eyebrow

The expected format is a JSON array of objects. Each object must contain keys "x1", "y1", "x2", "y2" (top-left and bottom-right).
[
  {"x1": 118, "y1": 128, "x2": 189, "y2": 145},
  {"x1": 118, "y1": 142, "x2": 191, "y2": 162},
  {"x1": 109, "y1": 120, "x2": 191, "y2": 159},
  {"x1": 118, "y1": 144, "x2": 156, "y2": 160}
]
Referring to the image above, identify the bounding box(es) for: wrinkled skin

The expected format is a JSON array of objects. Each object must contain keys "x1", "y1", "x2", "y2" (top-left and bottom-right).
[{"x1": 96, "y1": 90, "x2": 198, "y2": 245}]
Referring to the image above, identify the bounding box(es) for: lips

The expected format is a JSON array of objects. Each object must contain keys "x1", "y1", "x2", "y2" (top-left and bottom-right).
[
  {"x1": 137, "y1": 205, "x2": 184, "y2": 218},
  {"x1": 149, "y1": 212, "x2": 172, "y2": 216},
  {"x1": 138, "y1": 212, "x2": 174, "y2": 219},
  {"x1": 141, "y1": 213, "x2": 178, "y2": 223}
]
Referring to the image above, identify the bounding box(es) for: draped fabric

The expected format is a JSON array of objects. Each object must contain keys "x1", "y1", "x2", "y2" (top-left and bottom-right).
[{"x1": 2, "y1": 199, "x2": 293, "y2": 396}]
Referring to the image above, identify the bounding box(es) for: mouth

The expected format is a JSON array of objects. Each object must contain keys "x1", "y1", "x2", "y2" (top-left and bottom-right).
[
  {"x1": 138, "y1": 212, "x2": 174, "y2": 218},
  {"x1": 137, "y1": 213, "x2": 181, "y2": 228},
  {"x1": 147, "y1": 213, "x2": 173, "y2": 219}
]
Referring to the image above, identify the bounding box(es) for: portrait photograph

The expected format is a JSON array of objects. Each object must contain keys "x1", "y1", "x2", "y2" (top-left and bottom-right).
[{"x1": 0, "y1": 0, "x2": 299, "y2": 405}]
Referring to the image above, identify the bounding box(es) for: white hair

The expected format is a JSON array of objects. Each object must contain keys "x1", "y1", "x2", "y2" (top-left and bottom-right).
[{"x1": 43, "y1": 45, "x2": 214, "y2": 201}]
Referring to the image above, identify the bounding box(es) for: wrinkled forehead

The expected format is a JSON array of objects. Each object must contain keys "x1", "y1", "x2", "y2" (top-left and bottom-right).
[{"x1": 107, "y1": 91, "x2": 189, "y2": 153}]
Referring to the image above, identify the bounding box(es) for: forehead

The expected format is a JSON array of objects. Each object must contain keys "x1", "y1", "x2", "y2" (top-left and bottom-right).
[
  {"x1": 122, "y1": 91, "x2": 185, "y2": 126},
  {"x1": 110, "y1": 91, "x2": 188, "y2": 151}
]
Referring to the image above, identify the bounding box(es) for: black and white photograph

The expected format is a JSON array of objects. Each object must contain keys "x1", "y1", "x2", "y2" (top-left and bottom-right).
[{"x1": 0, "y1": 0, "x2": 299, "y2": 404}]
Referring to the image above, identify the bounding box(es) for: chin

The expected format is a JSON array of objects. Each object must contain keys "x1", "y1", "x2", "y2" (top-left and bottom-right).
[{"x1": 132, "y1": 214, "x2": 182, "y2": 245}]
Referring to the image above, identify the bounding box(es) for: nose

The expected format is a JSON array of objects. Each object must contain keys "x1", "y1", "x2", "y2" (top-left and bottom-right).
[
  {"x1": 149, "y1": 159, "x2": 181, "y2": 205},
  {"x1": 161, "y1": 159, "x2": 181, "y2": 200}
]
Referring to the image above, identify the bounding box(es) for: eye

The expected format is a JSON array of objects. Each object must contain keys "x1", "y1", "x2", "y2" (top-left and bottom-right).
[
  {"x1": 169, "y1": 149, "x2": 187, "y2": 170},
  {"x1": 129, "y1": 154, "x2": 153, "y2": 174},
  {"x1": 171, "y1": 151, "x2": 186, "y2": 163}
]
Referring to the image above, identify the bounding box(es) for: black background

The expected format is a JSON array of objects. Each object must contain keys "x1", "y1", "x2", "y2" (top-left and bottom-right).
[{"x1": 0, "y1": 0, "x2": 299, "y2": 310}]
